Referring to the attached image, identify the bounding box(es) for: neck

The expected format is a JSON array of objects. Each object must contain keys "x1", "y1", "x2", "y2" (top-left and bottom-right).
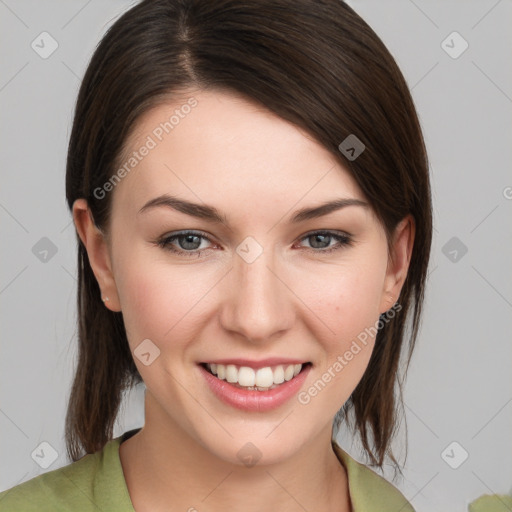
[{"x1": 119, "y1": 395, "x2": 352, "y2": 512}]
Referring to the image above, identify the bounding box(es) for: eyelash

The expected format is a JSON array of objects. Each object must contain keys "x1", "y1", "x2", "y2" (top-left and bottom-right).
[{"x1": 154, "y1": 230, "x2": 353, "y2": 258}]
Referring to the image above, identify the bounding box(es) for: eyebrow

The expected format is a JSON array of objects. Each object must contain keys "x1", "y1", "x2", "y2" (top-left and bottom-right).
[{"x1": 137, "y1": 194, "x2": 369, "y2": 224}]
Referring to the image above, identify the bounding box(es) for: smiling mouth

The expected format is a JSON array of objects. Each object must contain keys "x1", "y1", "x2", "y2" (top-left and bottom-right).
[{"x1": 200, "y1": 362, "x2": 312, "y2": 391}]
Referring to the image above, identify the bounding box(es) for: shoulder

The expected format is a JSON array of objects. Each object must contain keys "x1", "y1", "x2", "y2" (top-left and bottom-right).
[
  {"x1": 0, "y1": 451, "x2": 101, "y2": 511},
  {"x1": 469, "y1": 493, "x2": 512, "y2": 512},
  {"x1": 0, "y1": 432, "x2": 136, "y2": 512},
  {"x1": 332, "y1": 441, "x2": 416, "y2": 512}
]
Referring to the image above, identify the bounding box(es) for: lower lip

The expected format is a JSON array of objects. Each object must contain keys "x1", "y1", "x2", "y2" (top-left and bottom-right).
[{"x1": 199, "y1": 363, "x2": 312, "y2": 412}]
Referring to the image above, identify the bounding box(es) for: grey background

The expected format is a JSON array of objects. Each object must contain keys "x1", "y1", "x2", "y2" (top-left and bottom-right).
[{"x1": 1, "y1": 1, "x2": 511, "y2": 511}]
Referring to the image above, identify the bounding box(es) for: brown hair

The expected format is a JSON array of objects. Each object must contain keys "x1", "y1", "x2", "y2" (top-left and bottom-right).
[{"x1": 65, "y1": 0, "x2": 432, "y2": 474}]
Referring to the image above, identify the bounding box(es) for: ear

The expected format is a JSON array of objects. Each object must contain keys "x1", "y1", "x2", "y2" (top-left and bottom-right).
[
  {"x1": 72, "y1": 199, "x2": 121, "y2": 312},
  {"x1": 379, "y1": 214, "x2": 415, "y2": 314}
]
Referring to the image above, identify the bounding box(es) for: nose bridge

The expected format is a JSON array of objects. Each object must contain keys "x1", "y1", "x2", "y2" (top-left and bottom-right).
[{"x1": 221, "y1": 240, "x2": 292, "y2": 342}]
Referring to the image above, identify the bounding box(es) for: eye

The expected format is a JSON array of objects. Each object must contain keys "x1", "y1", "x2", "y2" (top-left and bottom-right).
[
  {"x1": 154, "y1": 229, "x2": 353, "y2": 258},
  {"x1": 155, "y1": 230, "x2": 215, "y2": 258},
  {"x1": 296, "y1": 230, "x2": 353, "y2": 254}
]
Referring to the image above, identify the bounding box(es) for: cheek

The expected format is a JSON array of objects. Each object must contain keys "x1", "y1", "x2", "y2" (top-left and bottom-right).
[
  {"x1": 114, "y1": 247, "x2": 222, "y2": 366},
  {"x1": 118, "y1": 274, "x2": 166, "y2": 344},
  {"x1": 295, "y1": 261, "x2": 385, "y2": 413},
  {"x1": 299, "y1": 255, "x2": 386, "y2": 344},
  {"x1": 114, "y1": 251, "x2": 197, "y2": 348}
]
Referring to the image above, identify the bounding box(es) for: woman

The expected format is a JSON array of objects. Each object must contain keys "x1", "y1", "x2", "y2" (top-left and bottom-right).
[{"x1": 0, "y1": 0, "x2": 432, "y2": 510}]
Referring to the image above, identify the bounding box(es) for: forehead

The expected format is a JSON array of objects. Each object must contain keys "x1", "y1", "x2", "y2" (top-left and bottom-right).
[{"x1": 110, "y1": 89, "x2": 365, "y2": 223}]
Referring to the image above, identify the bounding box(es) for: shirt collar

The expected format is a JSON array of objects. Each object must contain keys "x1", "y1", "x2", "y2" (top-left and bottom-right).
[{"x1": 331, "y1": 439, "x2": 415, "y2": 512}]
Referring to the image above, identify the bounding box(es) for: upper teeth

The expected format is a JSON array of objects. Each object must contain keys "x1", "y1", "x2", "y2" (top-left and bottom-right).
[{"x1": 207, "y1": 363, "x2": 303, "y2": 388}]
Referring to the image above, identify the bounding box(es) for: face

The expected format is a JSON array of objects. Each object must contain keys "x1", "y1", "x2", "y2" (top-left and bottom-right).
[{"x1": 76, "y1": 88, "x2": 411, "y2": 466}]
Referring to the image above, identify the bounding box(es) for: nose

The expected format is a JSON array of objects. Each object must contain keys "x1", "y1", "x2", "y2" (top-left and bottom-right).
[{"x1": 219, "y1": 244, "x2": 294, "y2": 344}]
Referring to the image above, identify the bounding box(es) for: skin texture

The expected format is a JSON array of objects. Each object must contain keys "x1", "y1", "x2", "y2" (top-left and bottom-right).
[{"x1": 73, "y1": 89, "x2": 414, "y2": 512}]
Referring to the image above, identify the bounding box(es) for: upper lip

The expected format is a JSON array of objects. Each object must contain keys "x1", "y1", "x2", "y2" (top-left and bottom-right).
[{"x1": 200, "y1": 358, "x2": 310, "y2": 370}]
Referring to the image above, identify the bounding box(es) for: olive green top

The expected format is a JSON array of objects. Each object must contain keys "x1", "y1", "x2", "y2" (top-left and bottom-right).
[{"x1": 0, "y1": 428, "x2": 416, "y2": 511}]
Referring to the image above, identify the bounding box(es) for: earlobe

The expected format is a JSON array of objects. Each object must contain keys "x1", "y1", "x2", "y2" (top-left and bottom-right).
[
  {"x1": 379, "y1": 215, "x2": 415, "y2": 314},
  {"x1": 72, "y1": 199, "x2": 121, "y2": 312}
]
